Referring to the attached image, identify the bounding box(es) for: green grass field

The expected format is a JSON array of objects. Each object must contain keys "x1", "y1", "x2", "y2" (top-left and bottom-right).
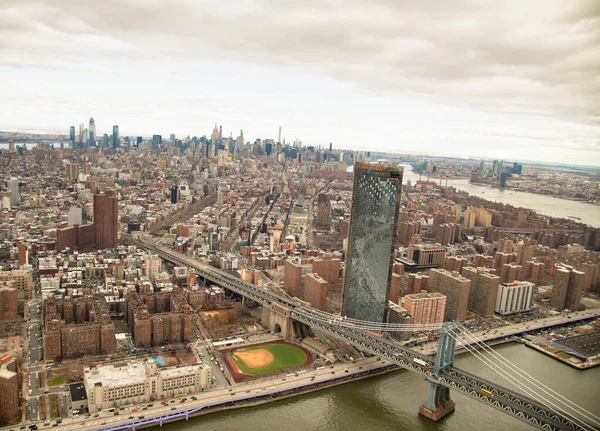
[
  {"x1": 48, "y1": 375, "x2": 65, "y2": 386},
  {"x1": 230, "y1": 343, "x2": 308, "y2": 376}
]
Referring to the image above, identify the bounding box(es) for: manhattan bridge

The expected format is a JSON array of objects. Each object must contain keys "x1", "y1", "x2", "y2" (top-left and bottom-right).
[{"x1": 132, "y1": 239, "x2": 598, "y2": 431}]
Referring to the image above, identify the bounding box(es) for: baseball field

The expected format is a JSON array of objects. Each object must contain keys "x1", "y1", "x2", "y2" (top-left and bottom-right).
[{"x1": 229, "y1": 342, "x2": 310, "y2": 376}]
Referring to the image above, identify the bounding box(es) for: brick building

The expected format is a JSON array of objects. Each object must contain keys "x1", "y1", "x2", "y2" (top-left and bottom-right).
[
  {"x1": 56, "y1": 191, "x2": 118, "y2": 252},
  {"x1": 0, "y1": 354, "x2": 19, "y2": 423},
  {"x1": 304, "y1": 273, "x2": 328, "y2": 311},
  {"x1": 551, "y1": 266, "x2": 585, "y2": 310},
  {"x1": 0, "y1": 286, "x2": 18, "y2": 320},
  {"x1": 461, "y1": 267, "x2": 500, "y2": 317},
  {"x1": 402, "y1": 291, "x2": 446, "y2": 326},
  {"x1": 387, "y1": 302, "x2": 414, "y2": 341},
  {"x1": 315, "y1": 193, "x2": 331, "y2": 230},
  {"x1": 311, "y1": 258, "x2": 340, "y2": 285},
  {"x1": 283, "y1": 260, "x2": 303, "y2": 298},
  {"x1": 429, "y1": 268, "x2": 471, "y2": 322}
]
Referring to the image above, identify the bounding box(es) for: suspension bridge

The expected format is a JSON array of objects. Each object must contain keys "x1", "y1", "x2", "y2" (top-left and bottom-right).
[{"x1": 134, "y1": 239, "x2": 599, "y2": 431}]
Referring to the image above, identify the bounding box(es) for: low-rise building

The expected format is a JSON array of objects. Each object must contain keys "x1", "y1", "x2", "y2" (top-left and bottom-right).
[{"x1": 84, "y1": 359, "x2": 211, "y2": 413}]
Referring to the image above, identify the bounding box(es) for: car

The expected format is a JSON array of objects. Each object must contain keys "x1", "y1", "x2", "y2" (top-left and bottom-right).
[
  {"x1": 171, "y1": 407, "x2": 176, "y2": 410},
  {"x1": 138, "y1": 416, "x2": 144, "y2": 419},
  {"x1": 93, "y1": 414, "x2": 99, "y2": 418},
  {"x1": 128, "y1": 416, "x2": 134, "y2": 419},
  {"x1": 101, "y1": 422, "x2": 106, "y2": 425}
]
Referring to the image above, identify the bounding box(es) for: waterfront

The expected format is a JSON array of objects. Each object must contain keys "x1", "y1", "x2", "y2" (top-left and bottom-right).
[
  {"x1": 401, "y1": 167, "x2": 600, "y2": 228},
  {"x1": 156, "y1": 343, "x2": 600, "y2": 430}
]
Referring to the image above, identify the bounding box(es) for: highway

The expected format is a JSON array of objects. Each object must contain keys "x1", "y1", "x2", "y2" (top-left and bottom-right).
[
  {"x1": 7, "y1": 357, "x2": 392, "y2": 431},
  {"x1": 419, "y1": 308, "x2": 600, "y2": 355}
]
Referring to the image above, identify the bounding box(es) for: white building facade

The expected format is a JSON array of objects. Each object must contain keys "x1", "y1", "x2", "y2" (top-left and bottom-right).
[
  {"x1": 495, "y1": 281, "x2": 534, "y2": 315},
  {"x1": 84, "y1": 359, "x2": 211, "y2": 413}
]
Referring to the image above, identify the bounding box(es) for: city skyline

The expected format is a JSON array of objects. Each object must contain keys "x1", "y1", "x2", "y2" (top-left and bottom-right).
[{"x1": 1, "y1": 1, "x2": 599, "y2": 166}]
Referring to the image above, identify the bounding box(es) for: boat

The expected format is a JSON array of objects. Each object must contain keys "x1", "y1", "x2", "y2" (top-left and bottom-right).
[{"x1": 568, "y1": 216, "x2": 582, "y2": 220}]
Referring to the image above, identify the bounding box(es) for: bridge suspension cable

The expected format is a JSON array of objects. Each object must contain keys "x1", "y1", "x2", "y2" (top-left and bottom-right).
[
  {"x1": 445, "y1": 326, "x2": 590, "y2": 430},
  {"x1": 446, "y1": 325, "x2": 599, "y2": 430},
  {"x1": 454, "y1": 324, "x2": 600, "y2": 429},
  {"x1": 305, "y1": 312, "x2": 442, "y2": 332}
]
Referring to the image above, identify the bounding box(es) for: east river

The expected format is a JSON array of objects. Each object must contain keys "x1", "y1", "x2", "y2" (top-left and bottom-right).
[
  {"x1": 159, "y1": 343, "x2": 600, "y2": 431},
  {"x1": 401, "y1": 166, "x2": 600, "y2": 228}
]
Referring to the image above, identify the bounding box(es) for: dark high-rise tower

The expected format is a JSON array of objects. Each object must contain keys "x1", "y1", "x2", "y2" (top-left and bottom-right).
[
  {"x1": 152, "y1": 135, "x2": 162, "y2": 154},
  {"x1": 88, "y1": 117, "x2": 96, "y2": 145},
  {"x1": 342, "y1": 162, "x2": 403, "y2": 323},
  {"x1": 112, "y1": 125, "x2": 119, "y2": 149},
  {"x1": 69, "y1": 126, "x2": 75, "y2": 144},
  {"x1": 93, "y1": 191, "x2": 118, "y2": 250}
]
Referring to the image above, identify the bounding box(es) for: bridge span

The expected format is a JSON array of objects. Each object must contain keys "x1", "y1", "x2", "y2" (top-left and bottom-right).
[{"x1": 135, "y1": 239, "x2": 595, "y2": 431}]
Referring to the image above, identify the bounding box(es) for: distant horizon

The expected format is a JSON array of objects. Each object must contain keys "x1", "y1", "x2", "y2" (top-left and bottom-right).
[{"x1": 1, "y1": 124, "x2": 599, "y2": 171}]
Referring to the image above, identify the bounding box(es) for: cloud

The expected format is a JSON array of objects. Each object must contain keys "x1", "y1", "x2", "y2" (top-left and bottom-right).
[{"x1": 0, "y1": 0, "x2": 599, "y2": 164}]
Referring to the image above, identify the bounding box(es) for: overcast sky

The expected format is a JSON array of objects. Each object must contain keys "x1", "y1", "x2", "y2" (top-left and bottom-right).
[{"x1": 1, "y1": 1, "x2": 599, "y2": 165}]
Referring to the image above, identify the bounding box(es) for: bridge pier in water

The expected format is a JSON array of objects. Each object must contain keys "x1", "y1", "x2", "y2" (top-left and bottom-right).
[{"x1": 419, "y1": 321, "x2": 458, "y2": 422}]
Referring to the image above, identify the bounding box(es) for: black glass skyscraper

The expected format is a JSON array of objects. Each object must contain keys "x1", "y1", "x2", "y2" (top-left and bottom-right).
[{"x1": 342, "y1": 162, "x2": 403, "y2": 323}]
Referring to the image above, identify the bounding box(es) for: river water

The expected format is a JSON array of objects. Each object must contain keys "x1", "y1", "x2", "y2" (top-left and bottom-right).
[
  {"x1": 401, "y1": 166, "x2": 600, "y2": 228},
  {"x1": 158, "y1": 343, "x2": 599, "y2": 431}
]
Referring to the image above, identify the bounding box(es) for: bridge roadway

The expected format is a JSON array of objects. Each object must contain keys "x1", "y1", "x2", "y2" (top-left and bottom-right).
[{"x1": 138, "y1": 240, "x2": 591, "y2": 431}]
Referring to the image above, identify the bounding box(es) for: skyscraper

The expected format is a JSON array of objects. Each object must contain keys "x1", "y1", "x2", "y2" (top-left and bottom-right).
[
  {"x1": 69, "y1": 126, "x2": 76, "y2": 144},
  {"x1": 79, "y1": 123, "x2": 85, "y2": 145},
  {"x1": 7, "y1": 178, "x2": 19, "y2": 207},
  {"x1": 93, "y1": 191, "x2": 118, "y2": 250},
  {"x1": 342, "y1": 162, "x2": 403, "y2": 323},
  {"x1": 88, "y1": 117, "x2": 96, "y2": 144},
  {"x1": 152, "y1": 135, "x2": 162, "y2": 154},
  {"x1": 112, "y1": 125, "x2": 119, "y2": 149}
]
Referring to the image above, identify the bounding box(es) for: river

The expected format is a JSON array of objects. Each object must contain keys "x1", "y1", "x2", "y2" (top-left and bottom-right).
[
  {"x1": 400, "y1": 166, "x2": 600, "y2": 228},
  {"x1": 157, "y1": 343, "x2": 599, "y2": 431}
]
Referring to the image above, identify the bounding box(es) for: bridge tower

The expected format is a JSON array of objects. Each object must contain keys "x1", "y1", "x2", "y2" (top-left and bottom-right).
[{"x1": 419, "y1": 321, "x2": 458, "y2": 422}]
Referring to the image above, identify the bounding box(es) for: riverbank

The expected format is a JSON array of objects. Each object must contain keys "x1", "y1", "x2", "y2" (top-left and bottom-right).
[
  {"x1": 522, "y1": 341, "x2": 600, "y2": 370},
  {"x1": 133, "y1": 363, "x2": 400, "y2": 430},
  {"x1": 467, "y1": 180, "x2": 600, "y2": 207}
]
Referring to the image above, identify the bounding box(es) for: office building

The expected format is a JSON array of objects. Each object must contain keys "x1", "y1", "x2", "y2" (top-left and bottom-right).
[
  {"x1": 170, "y1": 186, "x2": 180, "y2": 204},
  {"x1": 0, "y1": 354, "x2": 19, "y2": 423},
  {"x1": 144, "y1": 255, "x2": 162, "y2": 281},
  {"x1": 551, "y1": 266, "x2": 585, "y2": 310},
  {"x1": 17, "y1": 243, "x2": 28, "y2": 266},
  {"x1": 387, "y1": 302, "x2": 414, "y2": 341},
  {"x1": 69, "y1": 126, "x2": 76, "y2": 144},
  {"x1": 84, "y1": 359, "x2": 211, "y2": 413},
  {"x1": 152, "y1": 135, "x2": 162, "y2": 154},
  {"x1": 0, "y1": 270, "x2": 33, "y2": 293},
  {"x1": 68, "y1": 207, "x2": 84, "y2": 226},
  {"x1": 405, "y1": 243, "x2": 446, "y2": 269},
  {"x1": 304, "y1": 273, "x2": 328, "y2": 311},
  {"x1": 7, "y1": 179, "x2": 19, "y2": 207},
  {"x1": 461, "y1": 267, "x2": 500, "y2": 317},
  {"x1": 429, "y1": 268, "x2": 471, "y2": 322},
  {"x1": 112, "y1": 125, "x2": 119, "y2": 149},
  {"x1": 94, "y1": 191, "x2": 118, "y2": 250},
  {"x1": 402, "y1": 291, "x2": 446, "y2": 326},
  {"x1": 0, "y1": 286, "x2": 18, "y2": 320},
  {"x1": 88, "y1": 117, "x2": 96, "y2": 144},
  {"x1": 315, "y1": 193, "x2": 331, "y2": 230},
  {"x1": 495, "y1": 281, "x2": 534, "y2": 315},
  {"x1": 65, "y1": 162, "x2": 80, "y2": 180},
  {"x1": 342, "y1": 162, "x2": 402, "y2": 323}
]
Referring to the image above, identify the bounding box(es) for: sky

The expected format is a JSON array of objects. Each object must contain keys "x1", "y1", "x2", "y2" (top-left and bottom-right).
[{"x1": 0, "y1": 0, "x2": 599, "y2": 166}]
